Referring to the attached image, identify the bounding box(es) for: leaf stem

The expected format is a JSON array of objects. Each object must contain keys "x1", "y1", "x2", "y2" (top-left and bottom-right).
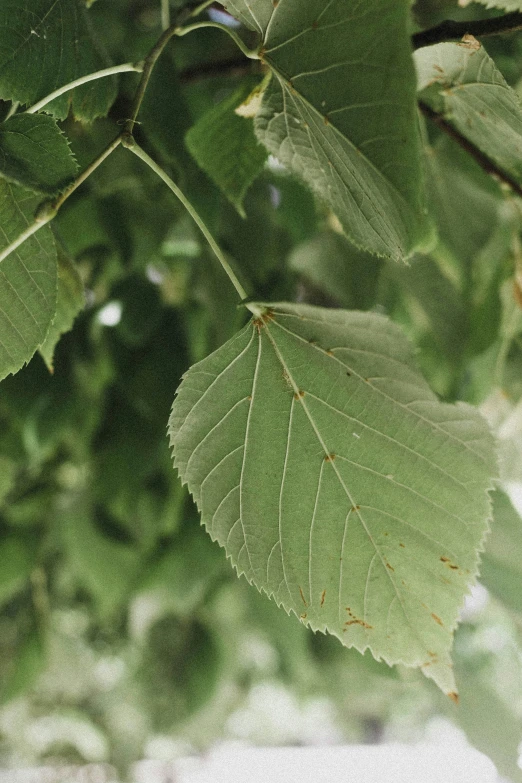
[
  {"x1": 0, "y1": 135, "x2": 122, "y2": 265},
  {"x1": 174, "y1": 21, "x2": 260, "y2": 59},
  {"x1": 412, "y1": 11, "x2": 522, "y2": 49},
  {"x1": 418, "y1": 100, "x2": 522, "y2": 199},
  {"x1": 161, "y1": 0, "x2": 170, "y2": 30},
  {"x1": 25, "y1": 64, "x2": 143, "y2": 115},
  {"x1": 123, "y1": 137, "x2": 261, "y2": 313}
]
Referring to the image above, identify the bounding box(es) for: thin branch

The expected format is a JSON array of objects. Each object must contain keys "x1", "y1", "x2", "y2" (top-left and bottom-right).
[
  {"x1": 418, "y1": 100, "x2": 522, "y2": 199},
  {"x1": 122, "y1": 136, "x2": 262, "y2": 314},
  {"x1": 25, "y1": 63, "x2": 143, "y2": 115},
  {"x1": 0, "y1": 135, "x2": 123, "y2": 265},
  {"x1": 412, "y1": 11, "x2": 522, "y2": 49}
]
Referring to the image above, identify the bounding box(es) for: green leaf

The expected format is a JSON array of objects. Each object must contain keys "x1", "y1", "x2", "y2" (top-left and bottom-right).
[
  {"x1": 186, "y1": 83, "x2": 267, "y2": 217},
  {"x1": 0, "y1": 536, "x2": 36, "y2": 611},
  {"x1": 0, "y1": 114, "x2": 77, "y2": 195},
  {"x1": 39, "y1": 246, "x2": 84, "y2": 371},
  {"x1": 416, "y1": 39, "x2": 522, "y2": 187},
  {"x1": 223, "y1": 0, "x2": 430, "y2": 259},
  {"x1": 1, "y1": 627, "x2": 46, "y2": 704},
  {"x1": 480, "y1": 490, "x2": 522, "y2": 614},
  {"x1": 0, "y1": 180, "x2": 57, "y2": 381},
  {"x1": 0, "y1": 0, "x2": 117, "y2": 122},
  {"x1": 0, "y1": 455, "x2": 16, "y2": 506},
  {"x1": 465, "y1": 0, "x2": 522, "y2": 9},
  {"x1": 169, "y1": 302, "x2": 497, "y2": 694}
]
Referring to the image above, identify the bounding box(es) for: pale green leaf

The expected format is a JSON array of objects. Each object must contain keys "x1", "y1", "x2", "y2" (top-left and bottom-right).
[
  {"x1": 223, "y1": 0, "x2": 430, "y2": 260},
  {"x1": 0, "y1": 114, "x2": 77, "y2": 195},
  {"x1": 0, "y1": 0, "x2": 117, "y2": 122},
  {"x1": 170, "y1": 302, "x2": 497, "y2": 694},
  {"x1": 481, "y1": 490, "x2": 522, "y2": 614},
  {"x1": 462, "y1": 0, "x2": 522, "y2": 9},
  {"x1": 185, "y1": 83, "x2": 267, "y2": 217},
  {"x1": 39, "y1": 246, "x2": 85, "y2": 371},
  {"x1": 0, "y1": 180, "x2": 57, "y2": 381},
  {"x1": 416, "y1": 40, "x2": 522, "y2": 186}
]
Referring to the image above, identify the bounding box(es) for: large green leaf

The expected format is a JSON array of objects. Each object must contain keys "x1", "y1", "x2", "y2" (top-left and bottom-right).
[
  {"x1": 416, "y1": 39, "x2": 522, "y2": 187},
  {"x1": 480, "y1": 490, "x2": 522, "y2": 614},
  {"x1": 0, "y1": 180, "x2": 57, "y2": 381},
  {"x1": 169, "y1": 302, "x2": 496, "y2": 694},
  {"x1": 0, "y1": 114, "x2": 77, "y2": 195},
  {"x1": 0, "y1": 0, "x2": 117, "y2": 121},
  {"x1": 223, "y1": 0, "x2": 430, "y2": 260}
]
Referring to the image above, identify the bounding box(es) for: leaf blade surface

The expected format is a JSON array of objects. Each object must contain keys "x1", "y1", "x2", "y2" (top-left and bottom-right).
[{"x1": 170, "y1": 303, "x2": 496, "y2": 693}]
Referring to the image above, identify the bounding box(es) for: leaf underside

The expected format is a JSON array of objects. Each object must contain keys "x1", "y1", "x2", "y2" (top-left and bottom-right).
[
  {"x1": 170, "y1": 302, "x2": 496, "y2": 694},
  {"x1": 0, "y1": 180, "x2": 57, "y2": 381},
  {"x1": 416, "y1": 40, "x2": 522, "y2": 186},
  {"x1": 224, "y1": 0, "x2": 430, "y2": 260}
]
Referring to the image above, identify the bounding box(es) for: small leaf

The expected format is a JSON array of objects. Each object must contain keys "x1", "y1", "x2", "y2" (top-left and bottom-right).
[
  {"x1": 416, "y1": 39, "x2": 522, "y2": 187},
  {"x1": 0, "y1": 114, "x2": 77, "y2": 195},
  {"x1": 39, "y1": 245, "x2": 85, "y2": 371},
  {"x1": 0, "y1": 0, "x2": 117, "y2": 122},
  {"x1": 186, "y1": 83, "x2": 267, "y2": 217},
  {"x1": 0, "y1": 180, "x2": 57, "y2": 381},
  {"x1": 480, "y1": 490, "x2": 522, "y2": 613},
  {"x1": 170, "y1": 302, "x2": 497, "y2": 694},
  {"x1": 224, "y1": 0, "x2": 431, "y2": 259}
]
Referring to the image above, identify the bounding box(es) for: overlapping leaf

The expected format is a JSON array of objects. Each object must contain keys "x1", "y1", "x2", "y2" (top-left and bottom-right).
[
  {"x1": 170, "y1": 302, "x2": 496, "y2": 694},
  {"x1": 0, "y1": 181, "x2": 57, "y2": 381},
  {"x1": 0, "y1": 114, "x2": 77, "y2": 195},
  {"x1": 416, "y1": 38, "x2": 522, "y2": 186},
  {"x1": 0, "y1": 0, "x2": 117, "y2": 121},
  {"x1": 223, "y1": 0, "x2": 430, "y2": 260}
]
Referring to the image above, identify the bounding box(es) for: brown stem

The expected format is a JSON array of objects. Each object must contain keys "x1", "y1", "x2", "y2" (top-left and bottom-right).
[
  {"x1": 418, "y1": 99, "x2": 522, "y2": 199},
  {"x1": 412, "y1": 11, "x2": 522, "y2": 49}
]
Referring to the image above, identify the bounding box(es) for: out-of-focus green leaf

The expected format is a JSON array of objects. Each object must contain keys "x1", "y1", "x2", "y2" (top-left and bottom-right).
[
  {"x1": 39, "y1": 246, "x2": 85, "y2": 371},
  {"x1": 0, "y1": 114, "x2": 77, "y2": 195},
  {"x1": 1, "y1": 628, "x2": 46, "y2": 704},
  {"x1": 0, "y1": 181, "x2": 57, "y2": 381},
  {"x1": 0, "y1": 455, "x2": 16, "y2": 506},
  {"x1": 289, "y1": 230, "x2": 382, "y2": 310},
  {"x1": 0, "y1": 0, "x2": 117, "y2": 121},
  {"x1": 170, "y1": 301, "x2": 496, "y2": 695},
  {"x1": 186, "y1": 83, "x2": 267, "y2": 217},
  {"x1": 60, "y1": 502, "x2": 141, "y2": 620},
  {"x1": 0, "y1": 536, "x2": 36, "y2": 610},
  {"x1": 481, "y1": 490, "x2": 522, "y2": 614},
  {"x1": 223, "y1": 0, "x2": 431, "y2": 259}
]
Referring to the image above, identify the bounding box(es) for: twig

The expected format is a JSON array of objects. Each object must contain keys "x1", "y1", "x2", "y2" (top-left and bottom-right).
[
  {"x1": 418, "y1": 100, "x2": 522, "y2": 199},
  {"x1": 412, "y1": 11, "x2": 522, "y2": 49}
]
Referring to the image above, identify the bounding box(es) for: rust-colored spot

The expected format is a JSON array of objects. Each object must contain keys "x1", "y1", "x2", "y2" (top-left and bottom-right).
[
  {"x1": 449, "y1": 564, "x2": 459, "y2": 570},
  {"x1": 431, "y1": 613, "x2": 443, "y2": 626},
  {"x1": 434, "y1": 64, "x2": 444, "y2": 74},
  {"x1": 308, "y1": 338, "x2": 317, "y2": 345},
  {"x1": 326, "y1": 349, "x2": 334, "y2": 356},
  {"x1": 325, "y1": 453, "x2": 336, "y2": 462},
  {"x1": 364, "y1": 377, "x2": 370, "y2": 383},
  {"x1": 440, "y1": 556, "x2": 450, "y2": 563},
  {"x1": 272, "y1": 0, "x2": 279, "y2": 6},
  {"x1": 300, "y1": 612, "x2": 307, "y2": 620},
  {"x1": 350, "y1": 505, "x2": 360, "y2": 512},
  {"x1": 324, "y1": 114, "x2": 330, "y2": 126},
  {"x1": 346, "y1": 371, "x2": 351, "y2": 377},
  {"x1": 448, "y1": 692, "x2": 459, "y2": 704},
  {"x1": 399, "y1": 543, "x2": 405, "y2": 548},
  {"x1": 320, "y1": 589, "x2": 326, "y2": 607},
  {"x1": 294, "y1": 390, "x2": 305, "y2": 400},
  {"x1": 428, "y1": 651, "x2": 437, "y2": 659},
  {"x1": 299, "y1": 587, "x2": 308, "y2": 607},
  {"x1": 383, "y1": 532, "x2": 389, "y2": 536},
  {"x1": 401, "y1": 579, "x2": 406, "y2": 586},
  {"x1": 344, "y1": 619, "x2": 373, "y2": 630},
  {"x1": 247, "y1": 395, "x2": 252, "y2": 401},
  {"x1": 386, "y1": 563, "x2": 395, "y2": 572}
]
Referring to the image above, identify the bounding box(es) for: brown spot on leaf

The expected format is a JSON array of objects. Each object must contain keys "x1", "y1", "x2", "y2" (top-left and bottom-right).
[
  {"x1": 440, "y1": 556, "x2": 450, "y2": 563},
  {"x1": 346, "y1": 371, "x2": 351, "y2": 377},
  {"x1": 325, "y1": 453, "x2": 336, "y2": 462},
  {"x1": 386, "y1": 563, "x2": 395, "y2": 572},
  {"x1": 344, "y1": 619, "x2": 373, "y2": 630},
  {"x1": 448, "y1": 692, "x2": 459, "y2": 704},
  {"x1": 300, "y1": 613, "x2": 307, "y2": 620},
  {"x1": 320, "y1": 590, "x2": 326, "y2": 607},
  {"x1": 326, "y1": 349, "x2": 334, "y2": 356},
  {"x1": 299, "y1": 587, "x2": 308, "y2": 607},
  {"x1": 431, "y1": 613, "x2": 443, "y2": 626},
  {"x1": 399, "y1": 543, "x2": 405, "y2": 548}
]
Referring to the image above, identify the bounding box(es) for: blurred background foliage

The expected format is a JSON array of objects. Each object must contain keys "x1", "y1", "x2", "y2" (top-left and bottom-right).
[{"x1": 2, "y1": 0, "x2": 522, "y2": 780}]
